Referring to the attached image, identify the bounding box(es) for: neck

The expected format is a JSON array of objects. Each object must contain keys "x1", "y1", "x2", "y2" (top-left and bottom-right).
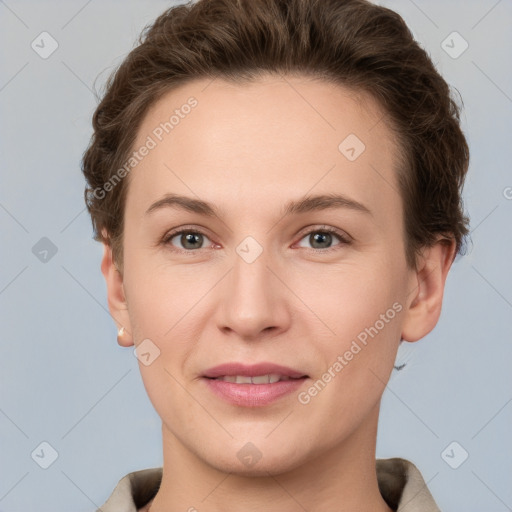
[{"x1": 148, "y1": 403, "x2": 392, "y2": 512}]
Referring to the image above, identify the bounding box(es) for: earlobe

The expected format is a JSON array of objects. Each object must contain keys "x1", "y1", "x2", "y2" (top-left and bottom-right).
[
  {"x1": 401, "y1": 238, "x2": 456, "y2": 343},
  {"x1": 100, "y1": 242, "x2": 134, "y2": 347}
]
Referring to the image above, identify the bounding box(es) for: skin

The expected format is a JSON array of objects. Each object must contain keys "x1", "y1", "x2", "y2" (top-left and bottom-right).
[{"x1": 101, "y1": 75, "x2": 455, "y2": 512}]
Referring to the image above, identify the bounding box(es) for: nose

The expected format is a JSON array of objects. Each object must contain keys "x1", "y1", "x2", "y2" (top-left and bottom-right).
[{"x1": 214, "y1": 245, "x2": 292, "y2": 340}]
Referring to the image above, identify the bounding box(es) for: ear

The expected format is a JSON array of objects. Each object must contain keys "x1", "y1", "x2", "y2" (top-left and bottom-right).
[
  {"x1": 100, "y1": 242, "x2": 134, "y2": 347},
  {"x1": 401, "y1": 237, "x2": 456, "y2": 342}
]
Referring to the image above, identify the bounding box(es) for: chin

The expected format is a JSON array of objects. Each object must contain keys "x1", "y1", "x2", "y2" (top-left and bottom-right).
[{"x1": 201, "y1": 442, "x2": 308, "y2": 478}]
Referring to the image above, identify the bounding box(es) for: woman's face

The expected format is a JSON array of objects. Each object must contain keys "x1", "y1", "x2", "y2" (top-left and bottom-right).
[{"x1": 107, "y1": 75, "x2": 421, "y2": 474}]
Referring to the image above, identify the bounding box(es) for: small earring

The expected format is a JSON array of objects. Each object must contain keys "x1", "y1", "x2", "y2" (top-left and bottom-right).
[{"x1": 118, "y1": 326, "x2": 125, "y2": 338}]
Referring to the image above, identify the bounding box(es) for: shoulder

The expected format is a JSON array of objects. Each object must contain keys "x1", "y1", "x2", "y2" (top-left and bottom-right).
[
  {"x1": 97, "y1": 467, "x2": 162, "y2": 512},
  {"x1": 377, "y1": 458, "x2": 440, "y2": 512}
]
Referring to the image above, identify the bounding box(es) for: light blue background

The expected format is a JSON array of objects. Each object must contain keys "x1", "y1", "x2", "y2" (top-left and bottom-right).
[{"x1": 1, "y1": 1, "x2": 511, "y2": 510}]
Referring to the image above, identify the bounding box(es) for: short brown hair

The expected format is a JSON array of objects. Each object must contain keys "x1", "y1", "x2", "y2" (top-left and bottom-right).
[{"x1": 82, "y1": 0, "x2": 470, "y2": 271}]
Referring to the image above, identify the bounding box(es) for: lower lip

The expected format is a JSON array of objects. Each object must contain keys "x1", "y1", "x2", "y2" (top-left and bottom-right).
[{"x1": 203, "y1": 377, "x2": 308, "y2": 407}]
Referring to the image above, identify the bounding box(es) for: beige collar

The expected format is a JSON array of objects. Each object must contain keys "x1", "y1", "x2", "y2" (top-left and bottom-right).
[{"x1": 98, "y1": 457, "x2": 440, "y2": 512}]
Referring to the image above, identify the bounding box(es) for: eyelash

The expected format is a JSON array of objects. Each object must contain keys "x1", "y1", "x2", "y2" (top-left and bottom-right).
[{"x1": 161, "y1": 225, "x2": 352, "y2": 254}]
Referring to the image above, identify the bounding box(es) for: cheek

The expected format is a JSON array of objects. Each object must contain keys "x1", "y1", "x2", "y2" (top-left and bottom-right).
[
  {"x1": 299, "y1": 260, "x2": 404, "y2": 381},
  {"x1": 299, "y1": 282, "x2": 402, "y2": 431},
  {"x1": 137, "y1": 358, "x2": 199, "y2": 433},
  {"x1": 302, "y1": 258, "x2": 403, "y2": 332},
  {"x1": 123, "y1": 246, "x2": 210, "y2": 340},
  {"x1": 122, "y1": 257, "x2": 212, "y2": 413}
]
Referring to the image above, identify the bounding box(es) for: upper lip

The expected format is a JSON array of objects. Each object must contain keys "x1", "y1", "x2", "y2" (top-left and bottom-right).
[{"x1": 202, "y1": 362, "x2": 308, "y2": 379}]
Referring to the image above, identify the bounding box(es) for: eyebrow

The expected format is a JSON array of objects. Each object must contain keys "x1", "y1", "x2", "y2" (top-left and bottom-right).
[{"x1": 145, "y1": 192, "x2": 372, "y2": 218}]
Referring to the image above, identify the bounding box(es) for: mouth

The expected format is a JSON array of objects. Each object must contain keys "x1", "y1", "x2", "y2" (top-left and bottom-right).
[
  {"x1": 204, "y1": 374, "x2": 307, "y2": 384},
  {"x1": 201, "y1": 362, "x2": 309, "y2": 406},
  {"x1": 202, "y1": 362, "x2": 308, "y2": 381}
]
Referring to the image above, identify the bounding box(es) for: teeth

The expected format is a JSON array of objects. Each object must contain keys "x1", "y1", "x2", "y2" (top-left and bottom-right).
[
  {"x1": 251, "y1": 374, "x2": 275, "y2": 384},
  {"x1": 216, "y1": 373, "x2": 288, "y2": 384}
]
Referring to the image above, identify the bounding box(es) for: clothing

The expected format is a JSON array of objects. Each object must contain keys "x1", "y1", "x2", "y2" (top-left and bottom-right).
[{"x1": 97, "y1": 457, "x2": 440, "y2": 511}]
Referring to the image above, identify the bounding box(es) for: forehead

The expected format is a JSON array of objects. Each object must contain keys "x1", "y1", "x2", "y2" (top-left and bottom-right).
[{"x1": 126, "y1": 75, "x2": 402, "y2": 221}]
